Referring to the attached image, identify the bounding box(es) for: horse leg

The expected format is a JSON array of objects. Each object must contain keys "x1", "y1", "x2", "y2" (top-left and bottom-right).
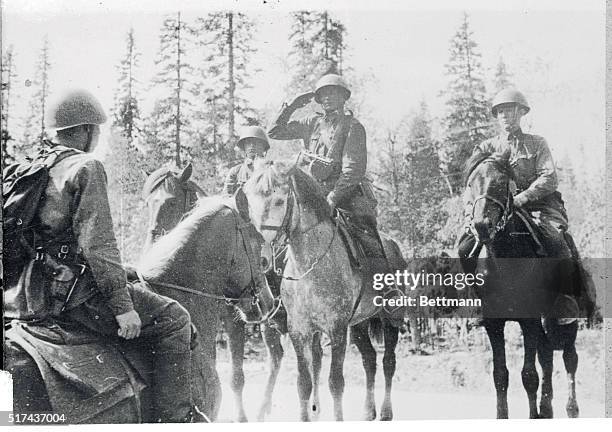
[
  {"x1": 484, "y1": 319, "x2": 509, "y2": 419},
  {"x1": 519, "y1": 320, "x2": 540, "y2": 419},
  {"x1": 256, "y1": 323, "x2": 284, "y2": 421},
  {"x1": 328, "y1": 327, "x2": 348, "y2": 421},
  {"x1": 224, "y1": 309, "x2": 248, "y2": 422},
  {"x1": 291, "y1": 332, "x2": 313, "y2": 421},
  {"x1": 563, "y1": 322, "x2": 579, "y2": 418},
  {"x1": 310, "y1": 332, "x2": 323, "y2": 420},
  {"x1": 351, "y1": 321, "x2": 377, "y2": 420},
  {"x1": 537, "y1": 323, "x2": 554, "y2": 419},
  {"x1": 380, "y1": 320, "x2": 399, "y2": 421}
]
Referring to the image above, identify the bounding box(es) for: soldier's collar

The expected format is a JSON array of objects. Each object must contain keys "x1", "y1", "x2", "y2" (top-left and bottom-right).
[{"x1": 504, "y1": 128, "x2": 523, "y2": 142}]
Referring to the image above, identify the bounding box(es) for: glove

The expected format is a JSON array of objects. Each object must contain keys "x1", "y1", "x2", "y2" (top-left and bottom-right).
[
  {"x1": 514, "y1": 192, "x2": 528, "y2": 208},
  {"x1": 289, "y1": 92, "x2": 315, "y2": 109}
]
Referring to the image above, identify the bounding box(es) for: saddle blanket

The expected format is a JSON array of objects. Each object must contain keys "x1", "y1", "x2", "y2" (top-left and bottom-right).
[{"x1": 5, "y1": 320, "x2": 149, "y2": 423}]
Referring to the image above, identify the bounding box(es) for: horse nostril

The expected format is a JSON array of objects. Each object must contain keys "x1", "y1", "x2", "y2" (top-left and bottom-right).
[{"x1": 260, "y1": 257, "x2": 269, "y2": 269}]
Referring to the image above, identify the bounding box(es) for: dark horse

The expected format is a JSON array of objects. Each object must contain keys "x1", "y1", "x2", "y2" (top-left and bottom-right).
[
  {"x1": 464, "y1": 151, "x2": 580, "y2": 418},
  {"x1": 141, "y1": 164, "x2": 286, "y2": 421},
  {"x1": 243, "y1": 161, "x2": 407, "y2": 421},
  {"x1": 4, "y1": 193, "x2": 275, "y2": 423}
]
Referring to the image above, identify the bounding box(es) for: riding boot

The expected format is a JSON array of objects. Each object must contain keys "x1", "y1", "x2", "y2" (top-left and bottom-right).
[
  {"x1": 458, "y1": 231, "x2": 481, "y2": 274},
  {"x1": 152, "y1": 351, "x2": 194, "y2": 422},
  {"x1": 563, "y1": 232, "x2": 597, "y2": 319}
]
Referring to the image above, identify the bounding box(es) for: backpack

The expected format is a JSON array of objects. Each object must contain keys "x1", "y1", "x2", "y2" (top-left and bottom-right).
[{"x1": 3, "y1": 147, "x2": 76, "y2": 287}]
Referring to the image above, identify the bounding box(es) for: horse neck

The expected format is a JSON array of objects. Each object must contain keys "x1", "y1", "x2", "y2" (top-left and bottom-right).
[{"x1": 287, "y1": 210, "x2": 341, "y2": 265}]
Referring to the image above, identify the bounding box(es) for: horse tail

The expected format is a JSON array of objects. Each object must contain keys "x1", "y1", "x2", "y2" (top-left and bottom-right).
[{"x1": 368, "y1": 317, "x2": 384, "y2": 345}]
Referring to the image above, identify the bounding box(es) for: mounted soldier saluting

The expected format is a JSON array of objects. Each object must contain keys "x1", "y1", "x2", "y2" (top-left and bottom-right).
[
  {"x1": 3, "y1": 89, "x2": 203, "y2": 422},
  {"x1": 268, "y1": 73, "x2": 386, "y2": 263},
  {"x1": 458, "y1": 88, "x2": 596, "y2": 321},
  {"x1": 223, "y1": 126, "x2": 270, "y2": 195}
]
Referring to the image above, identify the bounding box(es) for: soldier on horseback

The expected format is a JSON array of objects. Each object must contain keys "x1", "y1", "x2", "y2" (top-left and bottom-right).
[
  {"x1": 4, "y1": 89, "x2": 203, "y2": 422},
  {"x1": 458, "y1": 88, "x2": 595, "y2": 321},
  {"x1": 268, "y1": 73, "x2": 385, "y2": 263},
  {"x1": 223, "y1": 126, "x2": 270, "y2": 195}
]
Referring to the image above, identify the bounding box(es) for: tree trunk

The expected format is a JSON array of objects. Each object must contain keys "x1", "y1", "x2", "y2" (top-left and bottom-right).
[
  {"x1": 227, "y1": 12, "x2": 235, "y2": 142},
  {"x1": 175, "y1": 12, "x2": 182, "y2": 167}
]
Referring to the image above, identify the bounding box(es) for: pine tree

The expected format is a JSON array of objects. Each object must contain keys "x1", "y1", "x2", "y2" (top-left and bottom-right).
[
  {"x1": 146, "y1": 12, "x2": 197, "y2": 168},
  {"x1": 20, "y1": 37, "x2": 52, "y2": 158},
  {"x1": 287, "y1": 11, "x2": 347, "y2": 94},
  {"x1": 105, "y1": 129, "x2": 147, "y2": 260},
  {"x1": 112, "y1": 28, "x2": 142, "y2": 146},
  {"x1": 439, "y1": 13, "x2": 491, "y2": 195},
  {"x1": 377, "y1": 102, "x2": 448, "y2": 256},
  {"x1": 493, "y1": 56, "x2": 513, "y2": 93},
  {"x1": 1, "y1": 45, "x2": 17, "y2": 166},
  {"x1": 194, "y1": 12, "x2": 258, "y2": 146}
]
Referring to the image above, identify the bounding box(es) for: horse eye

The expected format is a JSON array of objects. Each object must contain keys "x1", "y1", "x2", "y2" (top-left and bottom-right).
[{"x1": 274, "y1": 198, "x2": 284, "y2": 206}]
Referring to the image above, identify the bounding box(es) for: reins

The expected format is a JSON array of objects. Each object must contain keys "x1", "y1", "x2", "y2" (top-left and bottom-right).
[
  {"x1": 259, "y1": 173, "x2": 338, "y2": 281},
  {"x1": 466, "y1": 158, "x2": 514, "y2": 243}
]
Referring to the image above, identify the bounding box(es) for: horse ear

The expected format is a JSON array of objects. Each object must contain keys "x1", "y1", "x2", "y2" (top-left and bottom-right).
[
  {"x1": 179, "y1": 163, "x2": 193, "y2": 183},
  {"x1": 234, "y1": 187, "x2": 250, "y2": 222}
]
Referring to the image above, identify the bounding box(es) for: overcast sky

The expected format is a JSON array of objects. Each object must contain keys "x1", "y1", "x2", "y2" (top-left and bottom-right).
[{"x1": 2, "y1": 0, "x2": 605, "y2": 176}]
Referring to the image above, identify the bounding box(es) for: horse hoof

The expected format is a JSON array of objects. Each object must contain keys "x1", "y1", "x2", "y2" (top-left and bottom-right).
[
  {"x1": 236, "y1": 414, "x2": 248, "y2": 423},
  {"x1": 566, "y1": 402, "x2": 579, "y2": 418},
  {"x1": 380, "y1": 411, "x2": 393, "y2": 421},
  {"x1": 539, "y1": 403, "x2": 553, "y2": 419},
  {"x1": 380, "y1": 403, "x2": 393, "y2": 421},
  {"x1": 310, "y1": 404, "x2": 320, "y2": 421},
  {"x1": 362, "y1": 407, "x2": 376, "y2": 421}
]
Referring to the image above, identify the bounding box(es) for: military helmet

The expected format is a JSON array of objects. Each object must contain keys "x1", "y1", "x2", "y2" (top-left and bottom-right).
[
  {"x1": 46, "y1": 89, "x2": 107, "y2": 131},
  {"x1": 491, "y1": 88, "x2": 530, "y2": 116},
  {"x1": 314, "y1": 74, "x2": 351, "y2": 103},
  {"x1": 237, "y1": 126, "x2": 270, "y2": 152}
]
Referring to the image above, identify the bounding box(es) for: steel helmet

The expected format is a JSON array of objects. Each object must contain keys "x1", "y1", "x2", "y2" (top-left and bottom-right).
[
  {"x1": 237, "y1": 126, "x2": 270, "y2": 152},
  {"x1": 46, "y1": 89, "x2": 107, "y2": 131},
  {"x1": 314, "y1": 74, "x2": 351, "y2": 103},
  {"x1": 491, "y1": 88, "x2": 530, "y2": 116}
]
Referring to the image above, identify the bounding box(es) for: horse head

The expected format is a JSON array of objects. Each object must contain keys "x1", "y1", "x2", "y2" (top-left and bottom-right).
[
  {"x1": 242, "y1": 160, "x2": 331, "y2": 272},
  {"x1": 464, "y1": 151, "x2": 515, "y2": 244},
  {"x1": 142, "y1": 163, "x2": 206, "y2": 249},
  {"x1": 137, "y1": 196, "x2": 276, "y2": 324},
  {"x1": 224, "y1": 217, "x2": 278, "y2": 323}
]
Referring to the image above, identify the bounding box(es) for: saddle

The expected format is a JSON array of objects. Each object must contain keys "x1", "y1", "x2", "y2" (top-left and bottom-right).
[
  {"x1": 5, "y1": 320, "x2": 150, "y2": 423},
  {"x1": 334, "y1": 210, "x2": 405, "y2": 326}
]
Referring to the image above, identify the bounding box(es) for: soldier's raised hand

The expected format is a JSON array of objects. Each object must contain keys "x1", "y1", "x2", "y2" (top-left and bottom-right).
[
  {"x1": 290, "y1": 92, "x2": 315, "y2": 109},
  {"x1": 116, "y1": 309, "x2": 142, "y2": 339}
]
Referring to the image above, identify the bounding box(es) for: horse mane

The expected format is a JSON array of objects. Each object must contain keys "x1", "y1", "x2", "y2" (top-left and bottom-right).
[
  {"x1": 463, "y1": 150, "x2": 516, "y2": 185},
  {"x1": 290, "y1": 166, "x2": 331, "y2": 222},
  {"x1": 244, "y1": 160, "x2": 331, "y2": 223},
  {"x1": 137, "y1": 196, "x2": 231, "y2": 278}
]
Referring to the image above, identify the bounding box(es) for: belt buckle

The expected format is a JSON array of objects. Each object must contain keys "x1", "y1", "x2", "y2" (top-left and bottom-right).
[{"x1": 58, "y1": 244, "x2": 69, "y2": 260}]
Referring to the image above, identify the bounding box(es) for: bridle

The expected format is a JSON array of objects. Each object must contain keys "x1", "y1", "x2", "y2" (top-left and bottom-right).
[
  {"x1": 136, "y1": 207, "x2": 280, "y2": 323},
  {"x1": 147, "y1": 173, "x2": 200, "y2": 241},
  {"x1": 142, "y1": 175, "x2": 280, "y2": 323},
  {"x1": 258, "y1": 173, "x2": 337, "y2": 281},
  {"x1": 466, "y1": 158, "x2": 514, "y2": 243}
]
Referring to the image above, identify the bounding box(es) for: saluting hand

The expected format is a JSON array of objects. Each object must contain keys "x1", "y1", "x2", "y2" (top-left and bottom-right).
[
  {"x1": 116, "y1": 310, "x2": 142, "y2": 340},
  {"x1": 290, "y1": 92, "x2": 315, "y2": 109}
]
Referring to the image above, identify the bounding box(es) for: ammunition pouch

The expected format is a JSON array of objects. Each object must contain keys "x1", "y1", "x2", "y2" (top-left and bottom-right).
[{"x1": 4, "y1": 242, "x2": 91, "y2": 322}]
